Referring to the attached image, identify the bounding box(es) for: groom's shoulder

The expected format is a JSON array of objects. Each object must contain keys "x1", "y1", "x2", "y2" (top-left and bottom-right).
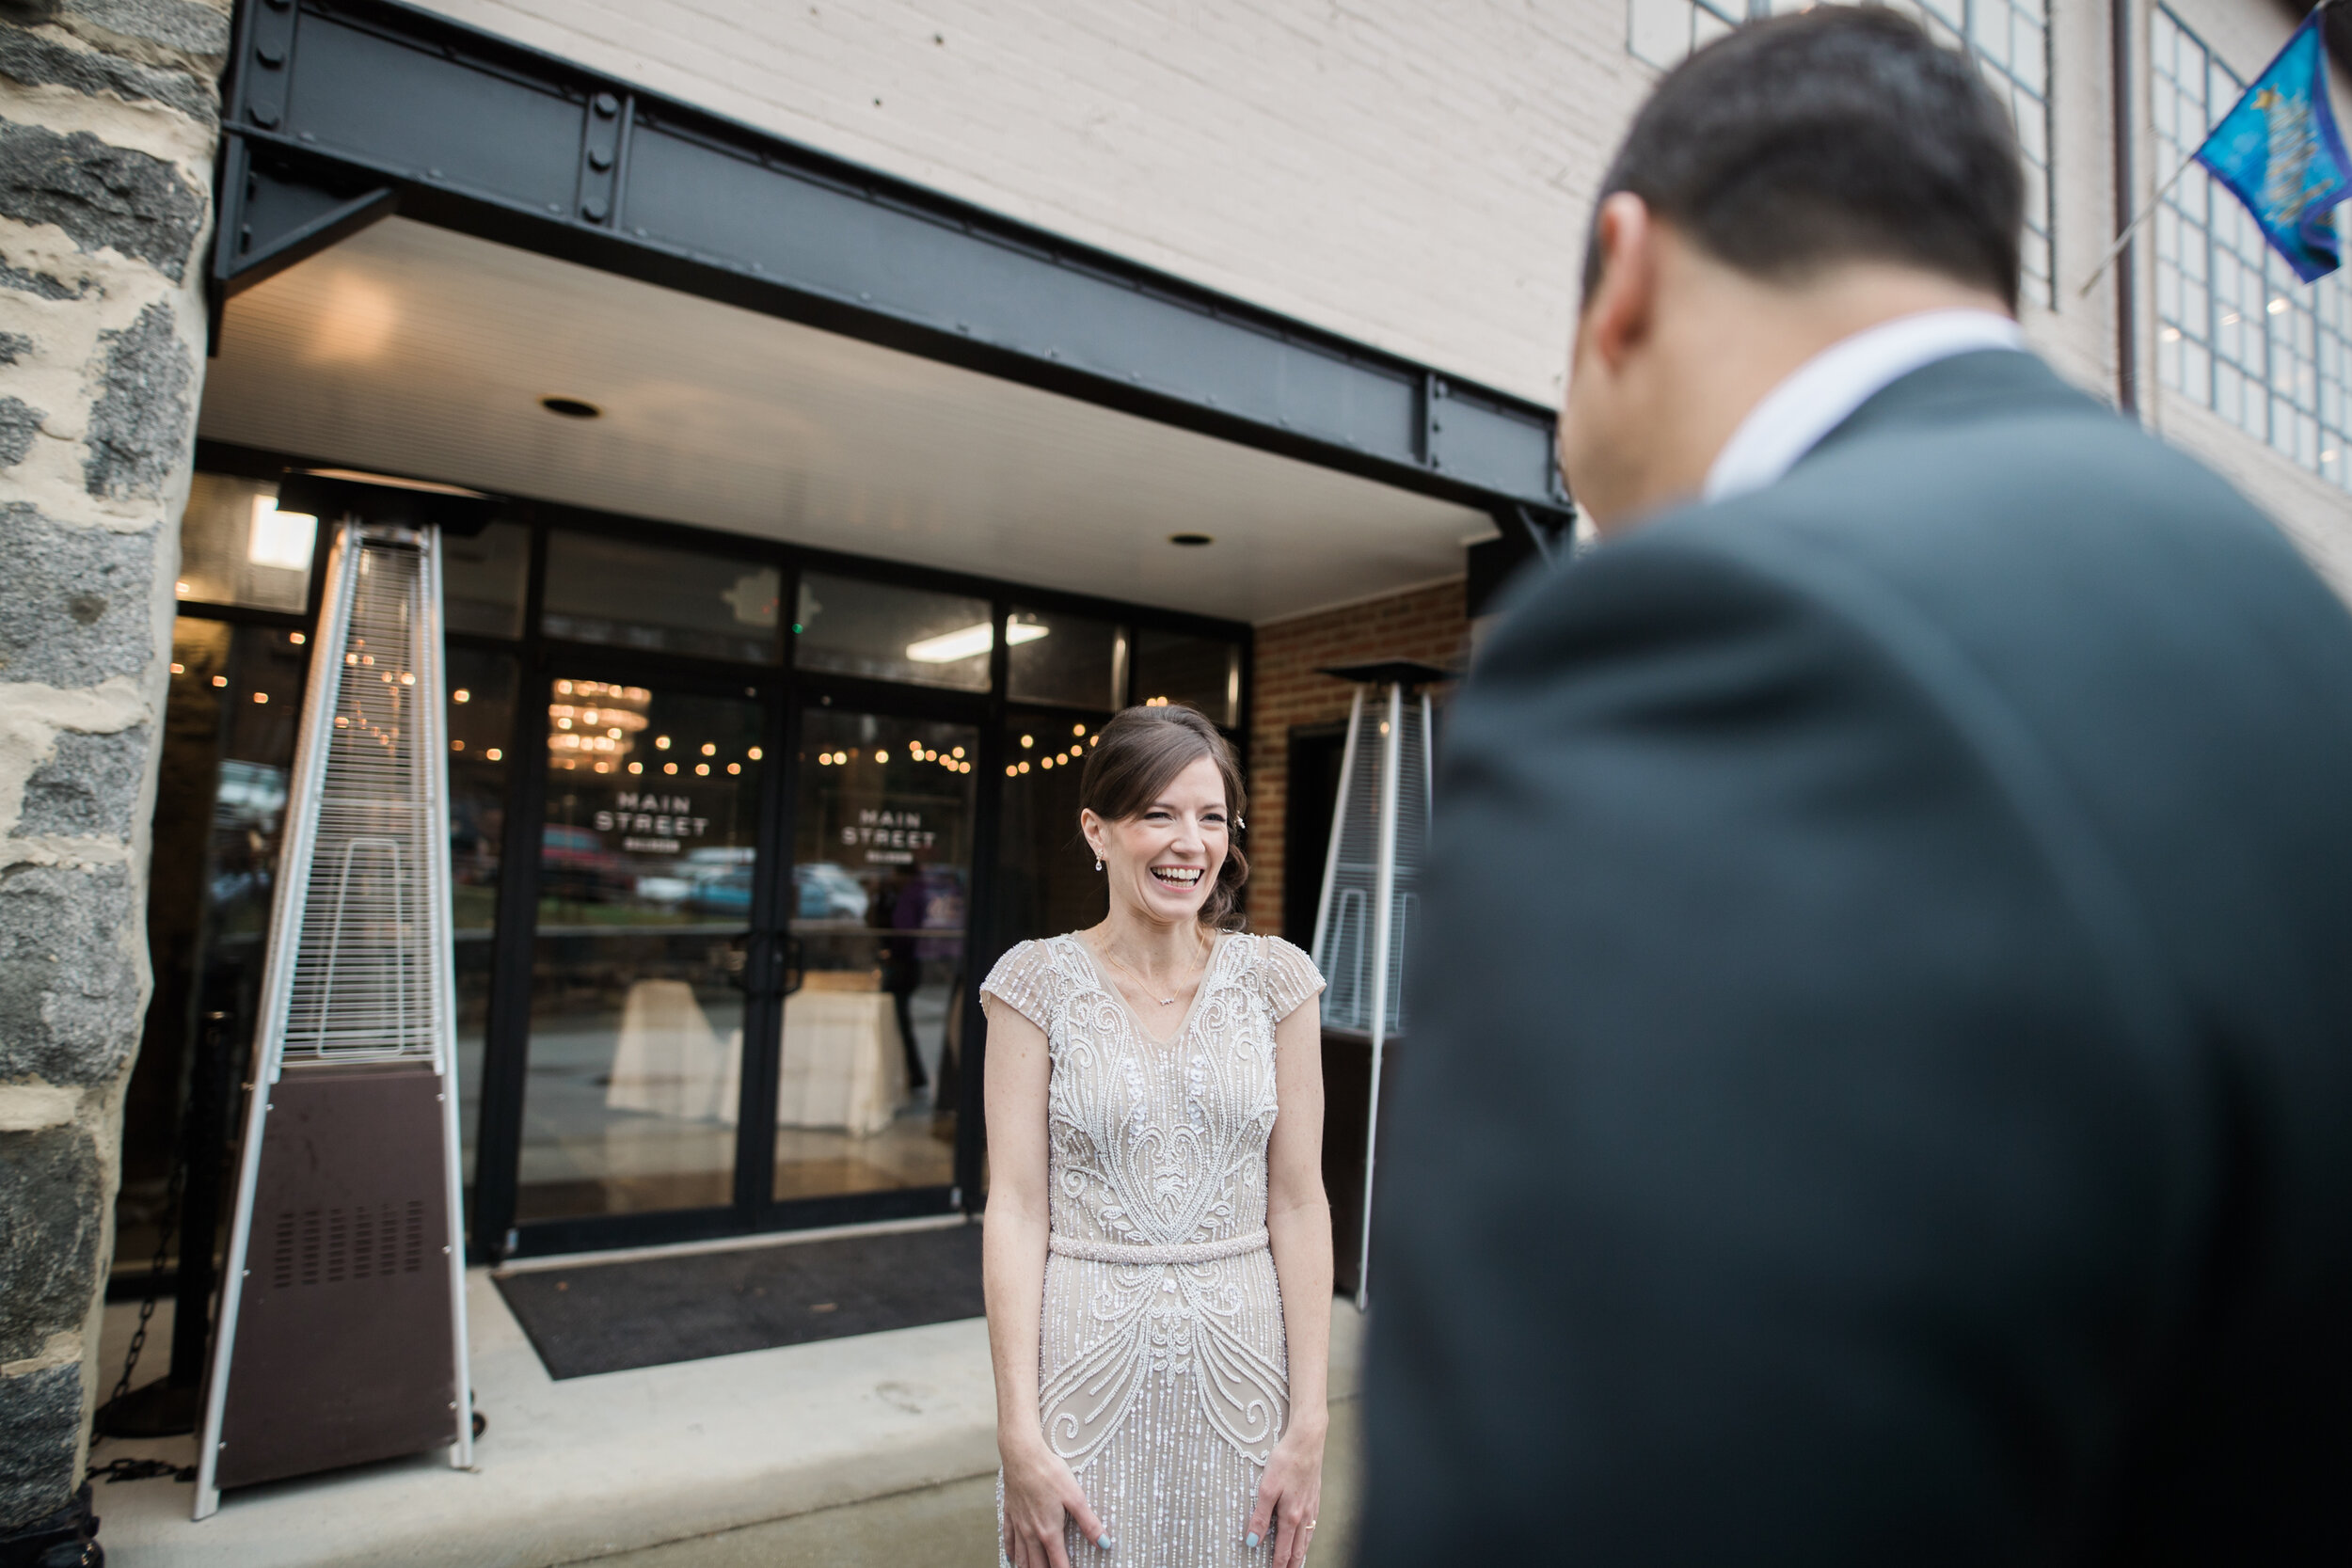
[{"x1": 1514, "y1": 385, "x2": 2334, "y2": 689}]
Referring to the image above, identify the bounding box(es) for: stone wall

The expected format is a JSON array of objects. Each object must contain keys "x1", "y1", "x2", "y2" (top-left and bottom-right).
[
  {"x1": 1245, "y1": 578, "x2": 1470, "y2": 939},
  {"x1": 0, "y1": 0, "x2": 222, "y2": 1528}
]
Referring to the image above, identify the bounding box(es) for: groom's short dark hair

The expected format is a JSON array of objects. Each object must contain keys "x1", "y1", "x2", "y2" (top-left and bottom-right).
[{"x1": 1584, "y1": 7, "x2": 2026, "y2": 309}]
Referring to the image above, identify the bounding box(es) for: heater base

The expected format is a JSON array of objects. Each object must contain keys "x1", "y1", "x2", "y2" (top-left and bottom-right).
[{"x1": 214, "y1": 1061, "x2": 459, "y2": 1492}]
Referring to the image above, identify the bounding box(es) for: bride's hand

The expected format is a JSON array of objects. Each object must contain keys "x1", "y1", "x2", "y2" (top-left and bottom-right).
[
  {"x1": 1000, "y1": 1434, "x2": 1107, "y2": 1568},
  {"x1": 1246, "y1": 1417, "x2": 1327, "y2": 1566}
]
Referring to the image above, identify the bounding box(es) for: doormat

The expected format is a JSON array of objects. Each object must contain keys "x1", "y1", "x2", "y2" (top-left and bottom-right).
[{"x1": 495, "y1": 1222, "x2": 984, "y2": 1380}]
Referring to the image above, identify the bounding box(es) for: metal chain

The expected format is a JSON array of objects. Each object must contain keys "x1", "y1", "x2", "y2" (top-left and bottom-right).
[
  {"x1": 100, "y1": 1022, "x2": 206, "y2": 1424},
  {"x1": 87, "y1": 1456, "x2": 196, "y2": 1485},
  {"x1": 102, "y1": 1146, "x2": 184, "y2": 1417}
]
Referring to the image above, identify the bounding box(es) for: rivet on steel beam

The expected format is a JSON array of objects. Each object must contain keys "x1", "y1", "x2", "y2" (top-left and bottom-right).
[
  {"x1": 582, "y1": 199, "x2": 608, "y2": 222},
  {"x1": 257, "y1": 44, "x2": 285, "y2": 66},
  {"x1": 588, "y1": 149, "x2": 613, "y2": 171},
  {"x1": 252, "y1": 109, "x2": 278, "y2": 129},
  {"x1": 595, "y1": 92, "x2": 620, "y2": 118},
  {"x1": 428, "y1": 167, "x2": 443, "y2": 180}
]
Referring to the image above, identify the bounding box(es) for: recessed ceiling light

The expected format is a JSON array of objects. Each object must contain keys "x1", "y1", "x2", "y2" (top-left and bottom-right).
[
  {"x1": 541, "y1": 396, "x2": 602, "y2": 419},
  {"x1": 1168, "y1": 532, "x2": 1214, "y2": 547}
]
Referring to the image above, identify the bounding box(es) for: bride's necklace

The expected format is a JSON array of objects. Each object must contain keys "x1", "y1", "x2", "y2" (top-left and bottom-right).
[{"x1": 1094, "y1": 938, "x2": 1206, "y2": 1007}]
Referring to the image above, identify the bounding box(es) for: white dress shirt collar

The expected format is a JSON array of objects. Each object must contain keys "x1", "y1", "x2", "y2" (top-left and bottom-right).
[{"x1": 1702, "y1": 309, "x2": 2026, "y2": 504}]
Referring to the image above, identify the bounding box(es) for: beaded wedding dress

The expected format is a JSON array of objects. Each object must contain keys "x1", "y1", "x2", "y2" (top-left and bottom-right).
[{"x1": 982, "y1": 931, "x2": 1325, "y2": 1568}]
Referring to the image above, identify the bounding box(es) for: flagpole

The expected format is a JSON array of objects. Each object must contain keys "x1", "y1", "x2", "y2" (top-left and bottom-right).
[
  {"x1": 2075, "y1": 153, "x2": 2201, "y2": 297},
  {"x1": 2075, "y1": 0, "x2": 2346, "y2": 298}
]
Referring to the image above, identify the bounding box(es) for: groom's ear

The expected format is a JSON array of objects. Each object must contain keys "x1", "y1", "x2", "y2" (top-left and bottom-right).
[{"x1": 1581, "y1": 192, "x2": 1662, "y2": 377}]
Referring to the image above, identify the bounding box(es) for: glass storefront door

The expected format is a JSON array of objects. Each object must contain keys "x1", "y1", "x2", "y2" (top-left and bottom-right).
[
  {"x1": 772, "y1": 706, "x2": 977, "y2": 1206},
  {"x1": 515, "y1": 676, "x2": 772, "y2": 1223}
]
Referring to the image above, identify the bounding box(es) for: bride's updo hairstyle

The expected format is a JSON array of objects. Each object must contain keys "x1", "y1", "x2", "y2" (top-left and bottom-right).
[{"x1": 1079, "y1": 705, "x2": 1250, "y2": 930}]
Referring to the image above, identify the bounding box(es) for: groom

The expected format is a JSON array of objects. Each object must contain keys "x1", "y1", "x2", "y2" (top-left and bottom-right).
[{"x1": 1363, "y1": 8, "x2": 2352, "y2": 1563}]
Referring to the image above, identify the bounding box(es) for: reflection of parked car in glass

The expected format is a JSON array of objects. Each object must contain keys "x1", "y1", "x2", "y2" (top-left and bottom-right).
[
  {"x1": 681, "y1": 846, "x2": 755, "y2": 916},
  {"x1": 540, "y1": 825, "x2": 632, "y2": 903},
  {"x1": 795, "y1": 862, "x2": 869, "y2": 921}
]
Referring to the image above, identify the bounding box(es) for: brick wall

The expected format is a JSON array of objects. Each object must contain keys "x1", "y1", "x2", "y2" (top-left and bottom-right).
[{"x1": 1245, "y1": 578, "x2": 1468, "y2": 939}]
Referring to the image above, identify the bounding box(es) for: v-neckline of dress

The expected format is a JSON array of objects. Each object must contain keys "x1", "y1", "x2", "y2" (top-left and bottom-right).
[{"x1": 1070, "y1": 930, "x2": 1232, "y2": 1050}]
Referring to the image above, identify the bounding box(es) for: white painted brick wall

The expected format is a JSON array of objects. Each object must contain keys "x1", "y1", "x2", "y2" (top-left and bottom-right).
[
  {"x1": 414, "y1": 0, "x2": 2347, "y2": 572},
  {"x1": 411, "y1": 0, "x2": 1659, "y2": 408}
]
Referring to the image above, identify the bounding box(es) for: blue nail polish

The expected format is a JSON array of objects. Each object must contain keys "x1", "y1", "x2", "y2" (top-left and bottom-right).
[
  {"x1": 1098, "y1": 1533, "x2": 1113, "y2": 1550},
  {"x1": 1246, "y1": 1532, "x2": 1261, "y2": 1548}
]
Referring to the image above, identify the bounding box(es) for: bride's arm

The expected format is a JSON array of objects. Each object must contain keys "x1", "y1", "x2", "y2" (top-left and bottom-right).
[
  {"x1": 981, "y1": 997, "x2": 1105, "y2": 1568},
  {"x1": 1254, "y1": 1000, "x2": 1334, "y2": 1566}
]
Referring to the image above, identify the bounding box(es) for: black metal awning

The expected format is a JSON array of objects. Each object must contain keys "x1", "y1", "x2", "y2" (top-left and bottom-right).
[{"x1": 213, "y1": 0, "x2": 1572, "y2": 549}]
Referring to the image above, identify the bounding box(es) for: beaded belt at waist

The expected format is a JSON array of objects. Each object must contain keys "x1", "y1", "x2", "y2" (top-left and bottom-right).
[{"x1": 1048, "y1": 1229, "x2": 1270, "y2": 1265}]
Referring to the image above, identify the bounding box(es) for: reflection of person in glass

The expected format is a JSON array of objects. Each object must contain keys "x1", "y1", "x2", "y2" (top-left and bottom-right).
[
  {"x1": 981, "y1": 706, "x2": 1332, "y2": 1568},
  {"x1": 873, "y1": 864, "x2": 930, "y2": 1092}
]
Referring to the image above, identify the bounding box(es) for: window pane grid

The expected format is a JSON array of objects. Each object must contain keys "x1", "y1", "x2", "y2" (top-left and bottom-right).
[
  {"x1": 2153, "y1": 8, "x2": 2352, "y2": 491},
  {"x1": 1626, "y1": 0, "x2": 2054, "y2": 306}
]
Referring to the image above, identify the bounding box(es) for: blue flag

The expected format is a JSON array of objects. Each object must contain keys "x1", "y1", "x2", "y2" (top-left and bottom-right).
[
  {"x1": 2192, "y1": 16, "x2": 2343, "y2": 281},
  {"x1": 2194, "y1": 14, "x2": 2352, "y2": 283}
]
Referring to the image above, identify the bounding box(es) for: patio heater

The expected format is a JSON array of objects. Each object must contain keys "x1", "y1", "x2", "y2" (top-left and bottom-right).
[
  {"x1": 196, "y1": 475, "x2": 491, "y2": 1519},
  {"x1": 1309, "y1": 660, "x2": 1445, "y2": 1311}
]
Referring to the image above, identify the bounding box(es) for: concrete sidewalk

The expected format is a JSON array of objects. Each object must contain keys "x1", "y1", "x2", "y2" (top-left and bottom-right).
[{"x1": 88, "y1": 1249, "x2": 1367, "y2": 1566}]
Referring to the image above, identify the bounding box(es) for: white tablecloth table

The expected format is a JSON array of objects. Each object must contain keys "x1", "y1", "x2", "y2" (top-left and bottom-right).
[{"x1": 604, "y1": 980, "x2": 904, "y2": 1136}]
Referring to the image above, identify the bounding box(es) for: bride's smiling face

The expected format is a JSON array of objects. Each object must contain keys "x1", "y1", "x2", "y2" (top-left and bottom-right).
[{"x1": 1082, "y1": 755, "x2": 1230, "y2": 927}]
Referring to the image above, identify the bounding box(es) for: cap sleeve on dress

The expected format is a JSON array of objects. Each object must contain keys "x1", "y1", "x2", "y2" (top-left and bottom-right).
[
  {"x1": 979, "y1": 939, "x2": 1053, "y2": 1032},
  {"x1": 1257, "y1": 935, "x2": 1327, "y2": 1024}
]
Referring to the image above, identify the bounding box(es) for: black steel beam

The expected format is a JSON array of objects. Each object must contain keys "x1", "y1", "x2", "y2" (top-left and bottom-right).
[{"x1": 215, "y1": 0, "x2": 1573, "y2": 522}]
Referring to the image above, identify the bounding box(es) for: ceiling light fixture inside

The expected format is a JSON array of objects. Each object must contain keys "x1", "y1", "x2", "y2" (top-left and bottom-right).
[
  {"x1": 905, "y1": 619, "x2": 1048, "y2": 664},
  {"x1": 248, "y1": 495, "x2": 319, "y2": 571}
]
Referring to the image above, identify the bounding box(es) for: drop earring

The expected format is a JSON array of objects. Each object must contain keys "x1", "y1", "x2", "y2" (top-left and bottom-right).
[{"x1": 1095, "y1": 856, "x2": 1104, "y2": 871}]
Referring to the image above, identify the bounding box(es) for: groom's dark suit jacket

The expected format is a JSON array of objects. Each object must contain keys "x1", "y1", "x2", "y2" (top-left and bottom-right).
[{"x1": 1360, "y1": 351, "x2": 2352, "y2": 1564}]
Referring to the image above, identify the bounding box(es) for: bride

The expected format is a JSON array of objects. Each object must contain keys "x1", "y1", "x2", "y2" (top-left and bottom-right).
[{"x1": 980, "y1": 704, "x2": 1332, "y2": 1568}]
